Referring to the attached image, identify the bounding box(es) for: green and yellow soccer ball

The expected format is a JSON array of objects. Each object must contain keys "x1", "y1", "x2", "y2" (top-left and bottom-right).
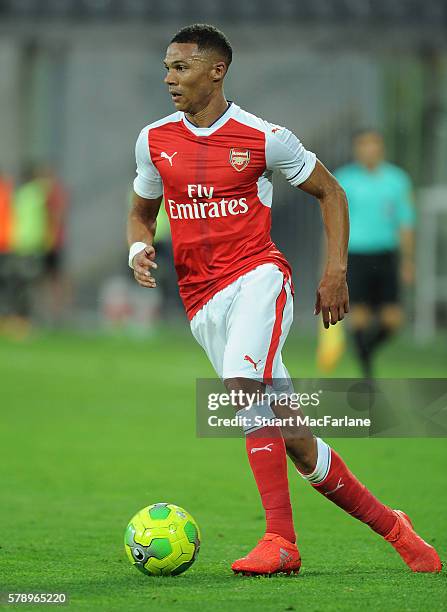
[{"x1": 124, "y1": 503, "x2": 201, "y2": 576}]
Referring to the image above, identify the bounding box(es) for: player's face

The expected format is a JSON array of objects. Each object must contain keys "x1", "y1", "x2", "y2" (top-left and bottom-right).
[
  {"x1": 353, "y1": 133, "x2": 385, "y2": 169},
  {"x1": 163, "y1": 43, "x2": 219, "y2": 114}
]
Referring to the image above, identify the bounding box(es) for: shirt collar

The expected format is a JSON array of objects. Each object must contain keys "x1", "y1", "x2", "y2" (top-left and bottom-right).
[{"x1": 182, "y1": 101, "x2": 236, "y2": 136}]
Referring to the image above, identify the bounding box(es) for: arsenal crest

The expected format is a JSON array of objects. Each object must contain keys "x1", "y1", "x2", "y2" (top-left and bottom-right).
[{"x1": 229, "y1": 148, "x2": 250, "y2": 172}]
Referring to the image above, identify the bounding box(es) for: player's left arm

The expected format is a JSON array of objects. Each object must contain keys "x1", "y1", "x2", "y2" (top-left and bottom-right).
[
  {"x1": 299, "y1": 160, "x2": 350, "y2": 328},
  {"x1": 265, "y1": 125, "x2": 349, "y2": 327}
]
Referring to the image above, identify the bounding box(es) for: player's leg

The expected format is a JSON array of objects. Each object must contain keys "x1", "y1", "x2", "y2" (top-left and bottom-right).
[
  {"x1": 191, "y1": 271, "x2": 297, "y2": 545},
  {"x1": 292, "y1": 437, "x2": 396, "y2": 535},
  {"x1": 289, "y1": 438, "x2": 441, "y2": 572},
  {"x1": 273, "y1": 383, "x2": 441, "y2": 572},
  {"x1": 275, "y1": 381, "x2": 399, "y2": 540},
  {"x1": 223, "y1": 266, "x2": 296, "y2": 544},
  {"x1": 225, "y1": 377, "x2": 301, "y2": 575},
  {"x1": 222, "y1": 265, "x2": 300, "y2": 574},
  {"x1": 225, "y1": 376, "x2": 296, "y2": 542},
  {"x1": 190, "y1": 278, "x2": 240, "y2": 377}
]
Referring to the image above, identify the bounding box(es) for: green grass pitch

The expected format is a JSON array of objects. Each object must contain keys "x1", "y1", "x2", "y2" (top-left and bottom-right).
[{"x1": 0, "y1": 328, "x2": 446, "y2": 611}]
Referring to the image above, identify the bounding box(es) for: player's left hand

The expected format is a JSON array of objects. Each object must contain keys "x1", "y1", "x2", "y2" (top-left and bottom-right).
[{"x1": 314, "y1": 272, "x2": 349, "y2": 328}]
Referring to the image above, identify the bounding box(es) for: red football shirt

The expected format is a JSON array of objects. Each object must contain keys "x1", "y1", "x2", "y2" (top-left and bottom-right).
[{"x1": 133, "y1": 103, "x2": 316, "y2": 320}]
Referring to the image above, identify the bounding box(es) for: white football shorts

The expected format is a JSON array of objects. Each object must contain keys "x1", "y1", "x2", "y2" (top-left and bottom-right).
[{"x1": 190, "y1": 263, "x2": 293, "y2": 388}]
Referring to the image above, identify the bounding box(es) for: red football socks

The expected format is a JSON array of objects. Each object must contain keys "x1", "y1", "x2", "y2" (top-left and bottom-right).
[
  {"x1": 312, "y1": 448, "x2": 397, "y2": 537},
  {"x1": 246, "y1": 426, "x2": 296, "y2": 544}
]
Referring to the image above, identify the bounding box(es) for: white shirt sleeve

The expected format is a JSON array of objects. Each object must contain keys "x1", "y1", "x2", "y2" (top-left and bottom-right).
[
  {"x1": 265, "y1": 123, "x2": 316, "y2": 187},
  {"x1": 133, "y1": 127, "x2": 163, "y2": 199}
]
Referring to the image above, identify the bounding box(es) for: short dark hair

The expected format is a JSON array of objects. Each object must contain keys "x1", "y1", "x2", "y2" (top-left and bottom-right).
[
  {"x1": 352, "y1": 128, "x2": 383, "y2": 141},
  {"x1": 170, "y1": 24, "x2": 232, "y2": 67}
]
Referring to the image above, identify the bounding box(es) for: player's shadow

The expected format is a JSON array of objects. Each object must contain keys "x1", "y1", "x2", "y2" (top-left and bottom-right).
[
  {"x1": 58, "y1": 555, "x2": 442, "y2": 599},
  {"x1": 58, "y1": 564, "x2": 240, "y2": 595},
  {"x1": 299, "y1": 566, "x2": 421, "y2": 578}
]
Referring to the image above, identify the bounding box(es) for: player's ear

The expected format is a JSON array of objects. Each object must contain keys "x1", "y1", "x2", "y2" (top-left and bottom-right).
[{"x1": 211, "y1": 61, "x2": 227, "y2": 83}]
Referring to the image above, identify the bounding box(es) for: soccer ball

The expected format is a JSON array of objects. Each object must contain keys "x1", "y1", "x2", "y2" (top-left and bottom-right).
[{"x1": 124, "y1": 502, "x2": 201, "y2": 576}]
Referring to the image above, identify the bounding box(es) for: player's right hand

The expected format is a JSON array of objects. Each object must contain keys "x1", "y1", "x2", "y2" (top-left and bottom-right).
[{"x1": 132, "y1": 246, "x2": 158, "y2": 288}]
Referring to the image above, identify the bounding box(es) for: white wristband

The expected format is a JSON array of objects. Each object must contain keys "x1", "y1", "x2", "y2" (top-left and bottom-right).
[{"x1": 128, "y1": 242, "x2": 148, "y2": 269}]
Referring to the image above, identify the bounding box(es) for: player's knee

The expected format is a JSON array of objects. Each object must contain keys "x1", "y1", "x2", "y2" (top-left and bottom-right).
[{"x1": 224, "y1": 377, "x2": 264, "y2": 409}]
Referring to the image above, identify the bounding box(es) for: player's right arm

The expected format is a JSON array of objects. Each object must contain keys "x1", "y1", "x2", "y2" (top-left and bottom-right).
[
  {"x1": 128, "y1": 126, "x2": 164, "y2": 288},
  {"x1": 127, "y1": 194, "x2": 162, "y2": 288}
]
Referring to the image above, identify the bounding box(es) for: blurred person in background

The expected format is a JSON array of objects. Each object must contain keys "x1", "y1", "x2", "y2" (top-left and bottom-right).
[
  {"x1": 10, "y1": 162, "x2": 68, "y2": 332},
  {"x1": 41, "y1": 164, "x2": 70, "y2": 326},
  {"x1": 0, "y1": 169, "x2": 15, "y2": 330},
  {"x1": 11, "y1": 162, "x2": 49, "y2": 332},
  {"x1": 335, "y1": 129, "x2": 416, "y2": 378}
]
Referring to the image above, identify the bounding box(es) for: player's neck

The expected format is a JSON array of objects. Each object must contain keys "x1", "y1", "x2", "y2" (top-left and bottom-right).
[{"x1": 185, "y1": 94, "x2": 229, "y2": 128}]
